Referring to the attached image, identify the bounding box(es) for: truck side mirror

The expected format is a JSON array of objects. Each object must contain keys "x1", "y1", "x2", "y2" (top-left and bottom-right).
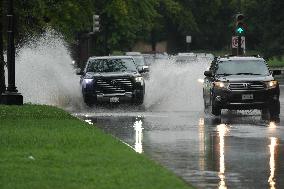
[
  {"x1": 204, "y1": 70, "x2": 213, "y2": 77},
  {"x1": 76, "y1": 69, "x2": 84, "y2": 75},
  {"x1": 138, "y1": 66, "x2": 149, "y2": 73}
]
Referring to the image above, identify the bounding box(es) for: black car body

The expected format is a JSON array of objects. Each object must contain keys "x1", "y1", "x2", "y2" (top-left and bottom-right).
[
  {"x1": 79, "y1": 56, "x2": 145, "y2": 106},
  {"x1": 203, "y1": 56, "x2": 280, "y2": 117}
]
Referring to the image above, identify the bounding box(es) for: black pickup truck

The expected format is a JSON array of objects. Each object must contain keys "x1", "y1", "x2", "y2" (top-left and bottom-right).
[{"x1": 77, "y1": 56, "x2": 146, "y2": 106}]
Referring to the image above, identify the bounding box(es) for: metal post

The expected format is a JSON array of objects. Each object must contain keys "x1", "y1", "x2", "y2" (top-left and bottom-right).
[
  {"x1": 237, "y1": 35, "x2": 241, "y2": 56},
  {"x1": 6, "y1": 0, "x2": 17, "y2": 92},
  {"x1": 1, "y1": 0, "x2": 23, "y2": 105}
]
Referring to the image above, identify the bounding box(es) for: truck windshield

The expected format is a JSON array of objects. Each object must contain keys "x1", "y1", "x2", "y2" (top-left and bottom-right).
[
  {"x1": 132, "y1": 56, "x2": 145, "y2": 67},
  {"x1": 216, "y1": 60, "x2": 270, "y2": 76},
  {"x1": 87, "y1": 58, "x2": 137, "y2": 72}
]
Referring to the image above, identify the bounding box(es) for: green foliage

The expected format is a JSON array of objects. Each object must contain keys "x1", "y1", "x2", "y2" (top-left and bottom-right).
[
  {"x1": 244, "y1": 0, "x2": 284, "y2": 58},
  {"x1": 0, "y1": 0, "x2": 282, "y2": 56}
]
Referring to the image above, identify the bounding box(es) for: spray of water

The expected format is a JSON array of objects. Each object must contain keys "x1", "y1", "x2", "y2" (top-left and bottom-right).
[
  {"x1": 14, "y1": 29, "x2": 83, "y2": 111},
  {"x1": 11, "y1": 29, "x2": 212, "y2": 113},
  {"x1": 145, "y1": 55, "x2": 212, "y2": 112}
]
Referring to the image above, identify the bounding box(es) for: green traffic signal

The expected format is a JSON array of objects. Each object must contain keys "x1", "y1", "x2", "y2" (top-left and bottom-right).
[
  {"x1": 236, "y1": 27, "x2": 244, "y2": 34},
  {"x1": 235, "y1": 13, "x2": 245, "y2": 36}
]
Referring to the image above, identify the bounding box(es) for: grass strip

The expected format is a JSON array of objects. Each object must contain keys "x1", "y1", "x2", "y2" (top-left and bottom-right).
[{"x1": 0, "y1": 105, "x2": 194, "y2": 189}]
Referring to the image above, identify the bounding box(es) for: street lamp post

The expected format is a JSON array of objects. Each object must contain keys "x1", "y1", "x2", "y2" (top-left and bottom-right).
[{"x1": 1, "y1": 0, "x2": 23, "y2": 105}]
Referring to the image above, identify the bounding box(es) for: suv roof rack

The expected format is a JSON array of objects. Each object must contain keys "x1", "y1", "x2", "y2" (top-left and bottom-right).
[{"x1": 217, "y1": 54, "x2": 263, "y2": 58}]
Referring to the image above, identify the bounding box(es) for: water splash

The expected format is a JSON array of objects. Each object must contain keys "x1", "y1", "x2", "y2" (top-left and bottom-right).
[
  {"x1": 14, "y1": 29, "x2": 83, "y2": 110},
  {"x1": 11, "y1": 30, "x2": 212, "y2": 113},
  {"x1": 145, "y1": 55, "x2": 212, "y2": 112}
]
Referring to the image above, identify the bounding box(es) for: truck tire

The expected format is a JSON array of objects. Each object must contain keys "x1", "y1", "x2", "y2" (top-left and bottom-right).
[
  {"x1": 133, "y1": 96, "x2": 144, "y2": 105},
  {"x1": 83, "y1": 94, "x2": 96, "y2": 107}
]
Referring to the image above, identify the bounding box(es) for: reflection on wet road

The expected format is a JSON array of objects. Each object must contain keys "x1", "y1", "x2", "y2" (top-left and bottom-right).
[
  {"x1": 75, "y1": 109, "x2": 284, "y2": 189},
  {"x1": 74, "y1": 73, "x2": 284, "y2": 189}
]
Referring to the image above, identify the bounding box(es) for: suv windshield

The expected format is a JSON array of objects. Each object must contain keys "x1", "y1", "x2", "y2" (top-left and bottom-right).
[
  {"x1": 87, "y1": 58, "x2": 137, "y2": 72},
  {"x1": 216, "y1": 60, "x2": 269, "y2": 76}
]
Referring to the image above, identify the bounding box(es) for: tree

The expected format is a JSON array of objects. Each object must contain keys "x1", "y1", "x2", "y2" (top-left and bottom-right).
[{"x1": 244, "y1": 0, "x2": 284, "y2": 58}]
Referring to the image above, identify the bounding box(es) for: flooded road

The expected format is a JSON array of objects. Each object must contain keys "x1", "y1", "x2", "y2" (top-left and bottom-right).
[
  {"x1": 15, "y1": 32, "x2": 283, "y2": 188},
  {"x1": 75, "y1": 86, "x2": 284, "y2": 189}
]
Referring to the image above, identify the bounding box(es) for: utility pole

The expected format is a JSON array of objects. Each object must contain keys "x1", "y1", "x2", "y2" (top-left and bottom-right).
[
  {"x1": 0, "y1": 2, "x2": 6, "y2": 99},
  {"x1": 1, "y1": 0, "x2": 23, "y2": 105}
]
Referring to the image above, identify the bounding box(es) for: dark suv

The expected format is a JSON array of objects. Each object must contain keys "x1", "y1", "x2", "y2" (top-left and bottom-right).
[
  {"x1": 203, "y1": 56, "x2": 280, "y2": 118},
  {"x1": 78, "y1": 56, "x2": 145, "y2": 106}
]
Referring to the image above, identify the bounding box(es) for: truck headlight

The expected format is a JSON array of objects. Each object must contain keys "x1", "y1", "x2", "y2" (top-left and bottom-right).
[
  {"x1": 214, "y1": 81, "x2": 228, "y2": 89},
  {"x1": 265, "y1": 80, "x2": 278, "y2": 89},
  {"x1": 84, "y1": 79, "x2": 93, "y2": 84},
  {"x1": 135, "y1": 77, "x2": 144, "y2": 83}
]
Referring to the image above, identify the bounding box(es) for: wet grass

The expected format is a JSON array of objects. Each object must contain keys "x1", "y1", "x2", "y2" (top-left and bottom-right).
[{"x1": 0, "y1": 105, "x2": 194, "y2": 189}]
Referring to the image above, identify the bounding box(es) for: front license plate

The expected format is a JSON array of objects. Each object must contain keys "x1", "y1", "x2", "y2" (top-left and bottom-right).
[
  {"x1": 242, "y1": 94, "x2": 253, "y2": 100},
  {"x1": 110, "y1": 97, "x2": 120, "y2": 103}
]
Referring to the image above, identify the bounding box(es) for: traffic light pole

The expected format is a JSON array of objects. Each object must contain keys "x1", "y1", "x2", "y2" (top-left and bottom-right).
[
  {"x1": 6, "y1": 0, "x2": 17, "y2": 93},
  {"x1": 1, "y1": 0, "x2": 23, "y2": 105},
  {"x1": 237, "y1": 35, "x2": 241, "y2": 56}
]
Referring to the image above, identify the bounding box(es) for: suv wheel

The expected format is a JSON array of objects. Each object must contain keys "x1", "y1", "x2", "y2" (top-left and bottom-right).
[
  {"x1": 211, "y1": 99, "x2": 221, "y2": 116},
  {"x1": 261, "y1": 100, "x2": 280, "y2": 119},
  {"x1": 269, "y1": 100, "x2": 280, "y2": 118}
]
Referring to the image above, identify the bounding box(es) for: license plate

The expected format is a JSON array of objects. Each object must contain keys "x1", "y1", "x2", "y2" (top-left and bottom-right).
[
  {"x1": 242, "y1": 94, "x2": 253, "y2": 100},
  {"x1": 110, "y1": 97, "x2": 120, "y2": 103}
]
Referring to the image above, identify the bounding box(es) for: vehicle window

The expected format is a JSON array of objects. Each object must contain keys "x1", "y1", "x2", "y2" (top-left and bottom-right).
[
  {"x1": 133, "y1": 56, "x2": 145, "y2": 66},
  {"x1": 87, "y1": 58, "x2": 137, "y2": 72},
  {"x1": 216, "y1": 60, "x2": 269, "y2": 75}
]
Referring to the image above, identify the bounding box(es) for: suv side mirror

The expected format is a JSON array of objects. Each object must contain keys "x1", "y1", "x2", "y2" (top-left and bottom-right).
[
  {"x1": 204, "y1": 70, "x2": 213, "y2": 77},
  {"x1": 271, "y1": 70, "x2": 281, "y2": 76}
]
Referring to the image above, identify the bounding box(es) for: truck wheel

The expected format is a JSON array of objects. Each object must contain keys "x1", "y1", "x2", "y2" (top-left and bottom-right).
[
  {"x1": 133, "y1": 97, "x2": 144, "y2": 105},
  {"x1": 83, "y1": 94, "x2": 95, "y2": 107}
]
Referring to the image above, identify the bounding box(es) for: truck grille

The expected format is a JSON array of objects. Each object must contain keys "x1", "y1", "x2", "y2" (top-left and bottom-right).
[
  {"x1": 95, "y1": 78, "x2": 133, "y2": 94},
  {"x1": 229, "y1": 82, "x2": 265, "y2": 91}
]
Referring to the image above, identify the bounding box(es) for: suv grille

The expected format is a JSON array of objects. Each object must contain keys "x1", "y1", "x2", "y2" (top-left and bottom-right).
[
  {"x1": 96, "y1": 78, "x2": 133, "y2": 94},
  {"x1": 229, "y1": 82, "x2": 265, "y2": 91}
]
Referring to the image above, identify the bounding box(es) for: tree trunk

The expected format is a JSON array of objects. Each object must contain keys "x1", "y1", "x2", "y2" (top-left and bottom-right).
[{"x1": 151, "y1": 30, "x2": 156, "y2": 52}]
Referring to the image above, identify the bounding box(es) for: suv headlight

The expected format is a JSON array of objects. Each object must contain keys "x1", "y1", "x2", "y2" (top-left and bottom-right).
[
  {"x1": 265, "y1": 80, "x2": 278, "y2": 89},
  {"x1": 214, "y1": 81, "x2": 228, "y2": 89}
]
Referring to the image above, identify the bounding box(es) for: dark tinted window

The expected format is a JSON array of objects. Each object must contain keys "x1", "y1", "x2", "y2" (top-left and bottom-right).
[
  {"x1": 216, "y1": 60, "x2": 269, "y2": 75},
  {"x1": 87, "y1": 58, "x2": 137, "y2": 72}
]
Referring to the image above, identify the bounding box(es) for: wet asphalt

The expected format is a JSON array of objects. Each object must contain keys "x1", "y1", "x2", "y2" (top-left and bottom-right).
[{"x1": 74, "y1": 86, "x2": 284, "y2": 189}]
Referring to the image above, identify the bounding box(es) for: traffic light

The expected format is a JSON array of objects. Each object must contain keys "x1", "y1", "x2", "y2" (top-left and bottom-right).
[
  {"x1": 235, "y1": 14, "x2": 245, "y2": 36},
  {"x1": 93, "y1": 14, "x2": 100, "y2": 32}
]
